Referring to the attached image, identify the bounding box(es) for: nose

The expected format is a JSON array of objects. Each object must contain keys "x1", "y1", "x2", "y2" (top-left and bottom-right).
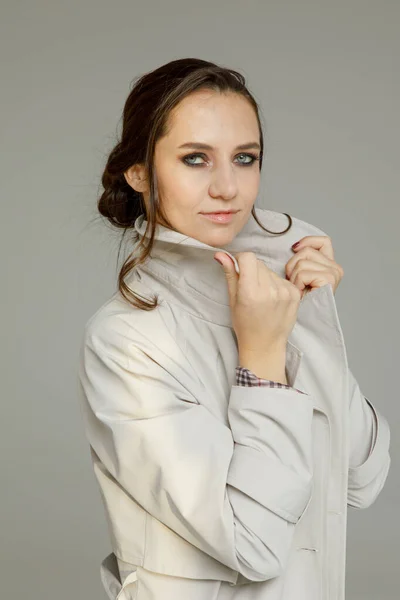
[{"x1": 209, "y1": 162, "x2": 238, "y2": 200}]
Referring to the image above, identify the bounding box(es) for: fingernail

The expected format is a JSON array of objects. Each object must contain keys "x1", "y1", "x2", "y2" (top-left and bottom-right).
[
  {"x1": 292, "y1": 241, "x2": 300, "y2": 249},
  {"x1": 214, "y1": 257, "x2": 223, "y2": 266}
]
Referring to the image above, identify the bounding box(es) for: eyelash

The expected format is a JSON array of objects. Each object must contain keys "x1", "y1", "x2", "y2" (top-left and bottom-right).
[{"x1": 182, "y1": 152, "x2": 260, "y2": 167}]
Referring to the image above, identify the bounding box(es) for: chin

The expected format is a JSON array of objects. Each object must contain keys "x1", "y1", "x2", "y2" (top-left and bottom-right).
[{"x1": 202, "y1": 227, "x2": 238, "y2": 248}]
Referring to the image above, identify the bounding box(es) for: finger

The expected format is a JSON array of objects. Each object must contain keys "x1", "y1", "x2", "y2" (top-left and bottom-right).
[
  {"x1": 291, "y1": 268, "x2": 335, "y2": 292},
  {"x1": 287, "y1": 259, "x2": 338, "y2": 283},
  {"x1": 292, "y1": 236, "x2": 334, "y2": 261},
  {"x1": 235, "y1": 252, "x2": 261, "y2": 292},
  {"x1": 286, "y1": 248, "x2": 337, "y2": 279}
]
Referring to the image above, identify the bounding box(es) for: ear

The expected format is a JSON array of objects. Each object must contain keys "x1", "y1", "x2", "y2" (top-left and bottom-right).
[{"x1": 124, "y1": 163, "x2": 149, "y2": 194}]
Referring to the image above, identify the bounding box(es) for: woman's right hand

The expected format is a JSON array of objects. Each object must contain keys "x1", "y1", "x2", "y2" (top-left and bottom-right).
[{"x1": 214, "y1": 251, "x2": 302, "y2": 355}]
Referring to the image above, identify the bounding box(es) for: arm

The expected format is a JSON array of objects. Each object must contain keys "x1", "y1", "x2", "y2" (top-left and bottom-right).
[
  {"x1": 346, "y1": 367, "x2": 391, "y2": 509},
  {"x1": 78, "y1": 318, "x2": 315, "y2": 582},
  {"x1": 237, "y1": 363, "x2": 391, "y2": 510}
]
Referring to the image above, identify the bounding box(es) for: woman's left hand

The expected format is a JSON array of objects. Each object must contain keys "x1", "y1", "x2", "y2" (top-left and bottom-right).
[{"x1": 285, "y1": 236, "x2": 344, "y2": 298}]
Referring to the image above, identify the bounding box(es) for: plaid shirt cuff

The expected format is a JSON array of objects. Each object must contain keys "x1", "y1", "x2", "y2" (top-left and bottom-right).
[{"x1": 235, "y1": 366, "x2": 308, "y2": 395}]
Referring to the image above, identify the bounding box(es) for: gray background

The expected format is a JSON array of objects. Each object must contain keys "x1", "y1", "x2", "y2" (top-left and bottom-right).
[{"x1": 1, "y1": 1, "x2": 398, "y2": 598}]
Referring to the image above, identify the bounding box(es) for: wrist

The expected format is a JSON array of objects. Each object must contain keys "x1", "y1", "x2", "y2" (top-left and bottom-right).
[{"x1": 238, "y1": 347, "x2": 287, "y2": 385}]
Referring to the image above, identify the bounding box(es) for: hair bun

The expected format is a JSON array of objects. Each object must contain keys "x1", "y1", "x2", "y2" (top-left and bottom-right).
[{"x1": 98, "y1": 180, "x2": 141, "y2": 228}]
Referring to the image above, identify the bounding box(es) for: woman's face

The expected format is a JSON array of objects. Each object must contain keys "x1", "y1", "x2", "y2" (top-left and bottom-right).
[{"x1": 128, "y1": 89, "x2": 261, "y2": 248}]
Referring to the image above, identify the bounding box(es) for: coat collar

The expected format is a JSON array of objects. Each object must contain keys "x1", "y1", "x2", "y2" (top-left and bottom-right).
[{"x1": 127, "y1": 207, "x2": 346, "y2": 411}]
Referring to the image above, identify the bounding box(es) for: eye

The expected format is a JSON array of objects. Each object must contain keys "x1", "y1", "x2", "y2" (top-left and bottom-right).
[
  {"x1": 236, "y1": 153, "x2": 259, "y2": 165},
  {"x1": 182, "y1": 153, "x2": 207, "y2": 166},
  {"x1": 181, "y1": 152, "x2": 260, "y2": 167}
]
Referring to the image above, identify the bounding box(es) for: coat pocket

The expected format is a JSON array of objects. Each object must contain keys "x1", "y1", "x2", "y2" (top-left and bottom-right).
[
  {"x1": 284, "y1": 407, "x2": 330, "y2": 599},
  {"x1": 295, "y1": 408, "x2": 330, "y2": 542}
]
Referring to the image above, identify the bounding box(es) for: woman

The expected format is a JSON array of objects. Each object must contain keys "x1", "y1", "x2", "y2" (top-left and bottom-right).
[{"x1": 77, "y1": 58, "x2": 391, "y2": 600}]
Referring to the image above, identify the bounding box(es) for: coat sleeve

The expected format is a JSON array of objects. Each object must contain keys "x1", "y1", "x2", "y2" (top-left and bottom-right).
[
  {"x1": 346, "y1": 366, "x2": 391, "y2": 509},
  {"x1": 235, "y1": 366, "x2": 307, "y2": 394},
  {"x1": 78, "y1": 318, "x2": 315, "y2": 582}
]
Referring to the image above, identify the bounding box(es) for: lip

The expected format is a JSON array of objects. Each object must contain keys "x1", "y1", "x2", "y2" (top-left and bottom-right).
[
  {"x1": 200, "y1": 210, "x2": 238, "y2": 214},
  {"x1": 200, "y1": 211, "x2": 237, "y2": 224}
]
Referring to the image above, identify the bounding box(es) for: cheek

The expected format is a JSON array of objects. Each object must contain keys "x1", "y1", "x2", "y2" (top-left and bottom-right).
[
  {"x1": 163, "y1": 171, "x2": 208, "y2": 214},
  {"x1": 157, "y1": 183, "x2": 202, "y2": 223},
  {"x1": 155, "y1": 166, "x2": 189, "y2": 208},
  {"x1": 239, "y1": 167, "x2": 260, "y2": 193},
  {"x1": 159, "y1": 159, "x2": 202, "y2": 194}
]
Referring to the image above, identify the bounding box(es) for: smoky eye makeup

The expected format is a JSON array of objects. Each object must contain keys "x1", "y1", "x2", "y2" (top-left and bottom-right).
[{"x1": 180, "y1": 152, "x2": 261, "y2": 167}]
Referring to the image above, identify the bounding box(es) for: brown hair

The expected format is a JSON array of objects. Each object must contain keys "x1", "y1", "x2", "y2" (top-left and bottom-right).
[{"x1": 97, "y1": 57, "x2": 293, "y2": 311}]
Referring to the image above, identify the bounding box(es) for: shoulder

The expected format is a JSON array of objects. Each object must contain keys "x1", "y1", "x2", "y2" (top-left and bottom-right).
[
  {"x1": 81, "y1": 287, "x2": 163, "y2": 357},
  {"x1": 79, "y1": 291, "x2": 200, "y2": 401},
  {"x1": 79, "y1": 283, "x2": 193, "y2": 380}
]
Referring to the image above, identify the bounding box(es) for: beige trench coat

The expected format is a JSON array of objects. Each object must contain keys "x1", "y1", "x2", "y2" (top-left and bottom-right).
[{"x1": 77, "y1": 208, "x2": 391, "y2": 599}]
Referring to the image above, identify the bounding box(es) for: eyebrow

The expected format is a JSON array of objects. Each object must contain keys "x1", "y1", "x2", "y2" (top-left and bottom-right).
[{"x1": 178, "y1": 142, "x2": 261, "y2": 151}]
